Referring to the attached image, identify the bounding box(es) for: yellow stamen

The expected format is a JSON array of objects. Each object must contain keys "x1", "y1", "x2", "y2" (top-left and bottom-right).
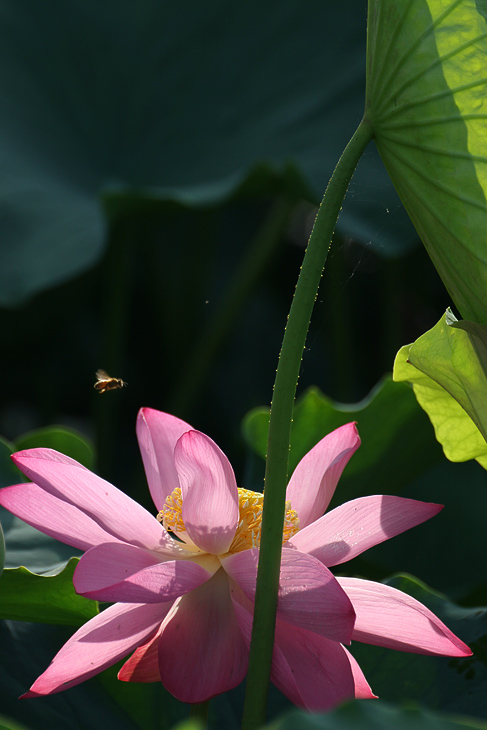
[
  {"x1": 157, "y1": 487, "x2": 185, "y2": 533},
  {"x1": 157, "y1": 486, "x2": 300, "y2": 553}
]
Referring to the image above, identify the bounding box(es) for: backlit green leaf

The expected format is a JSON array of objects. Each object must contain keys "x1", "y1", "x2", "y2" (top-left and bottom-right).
[
  {"x1": 367, "y1": 0, "x2": 487, "y2": 322},
  {"x1": 393, "y1": 309, "x2": 487, "y2": 468}
]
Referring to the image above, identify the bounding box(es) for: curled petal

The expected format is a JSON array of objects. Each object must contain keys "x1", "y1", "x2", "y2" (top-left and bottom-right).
[
  {"x1": 286, "y1": 423, "x2": 360, "y2": 529},
  {"x1": 74, "y1": 542, "x2": 215, "y2": 603},
  {"x1": 22, "y1": 602, "x2": 168, "y2": 697},
  {"x1": 119, "y1": 626, "x2": 162, "y2": 683},
  {"x1": 11, "y1": 449, "x2": 176, "y2": 553},
  {"x1": 344, "y1": 646, "x2": 377, "y2": 700},
  {"x1": 289, "y1": 496, "x2": 443, "y2": 566},
  {"x1": 222, "y1": 548, "x2": 355, "y2": 644},
  {"x1": 175, "y1": 431, "x2": 239, "y2": 554},
  {"x1": 158, "y1": 568, "x2": 248, "y2": 703},
  {"x1": 136, "y1": 408, "x2": 193, "y2": 510},
  {"x1": 338, "y1": 577, "x2": 472, "y2": 656}
]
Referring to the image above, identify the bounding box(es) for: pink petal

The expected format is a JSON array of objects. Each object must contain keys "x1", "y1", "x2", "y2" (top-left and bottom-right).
[
  {"x1": 272, "y1": 620, "x2": 374, "y2": 711},
  {"x1": 338, "y1": 577, "x2": 472, "y2": 656},
  {"x1": 175, "y1": 431, "x2": 239, "y2": 554},
  {"x1": 10, "y1": 449, "x2": 177, "y2": 553},
  {"x1": 118, "y1": 626, "x2": 162, "y2": 683},
  {"x1": 344, "y1": 646, "x2": 377, "y2": 700},
  {"x1": 289, "y1": 496, "x2": 443, "y2": 566},
  {"x1": 22, "y1": 602, "x2": 169, "y2": 696},
  {"x1": 74, "y1": 542, "x2": 214, "y2": 603},
  {"x1": 0, "y1": 482, "x2": 120, "y2": 552},
  {"x1": 286, "y1": 423, "x2": 360, "y2": 529},
  {"x1": 158, "y1": 568, "x2": 248, "y2": 703},
  {"x1": 231, "y1": 590, "x2": 375, "y2": 709},
  {"x1": 136, "y1": 408, "x2": 193, "y2": 510},
  {"x1": 221, "y1": 548, "x2": 355, "y2": 644}
]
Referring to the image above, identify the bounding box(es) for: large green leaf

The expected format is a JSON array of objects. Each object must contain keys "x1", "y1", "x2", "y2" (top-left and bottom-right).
[
  {"x1": 0, "y1": 0, "x2": 418, "y2": 306},
  {"x1": 366, "y1": 0, "x2": 487, "y2": 323},
  {"x1": 0, "y1": 558, "x2": 97, "y2": 625},
  {"x1": 393, "y1": 309, "x2": 487, "y2": 469}
]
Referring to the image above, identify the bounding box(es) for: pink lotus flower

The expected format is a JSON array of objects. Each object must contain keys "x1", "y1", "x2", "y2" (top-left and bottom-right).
[{"x1": 0, "y1": 409, "x2": 471, "y2": 711}]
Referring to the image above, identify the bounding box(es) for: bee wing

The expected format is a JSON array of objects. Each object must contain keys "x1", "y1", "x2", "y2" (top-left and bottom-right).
[{"x1": 95, "y1": 369, "x2": 110, "y2": 381}]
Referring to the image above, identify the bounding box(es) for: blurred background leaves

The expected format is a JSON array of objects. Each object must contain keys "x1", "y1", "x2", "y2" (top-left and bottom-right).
[
  {"x1": 0, "y1": 0, "x2": 449, "y2": 491},
  {"x1": 0, "y1": 0, "x2": 417, "y2": 306},
  {"x1": 267, "y1": 700, "x2": 487, "y2": 730}
]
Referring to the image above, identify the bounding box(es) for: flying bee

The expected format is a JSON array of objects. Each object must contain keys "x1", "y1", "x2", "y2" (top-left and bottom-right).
[{"x1": 94, "y1": 369, "x2": 127, "y2": 394}]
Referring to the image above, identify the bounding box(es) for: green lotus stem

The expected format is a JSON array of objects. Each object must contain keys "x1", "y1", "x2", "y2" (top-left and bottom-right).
[
  {"x1": 241, "y1": 117, "x2": 373, "y2": 730},
  {"x1": 0, "y1": 519, "x2": 5, "y2": 577}
]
